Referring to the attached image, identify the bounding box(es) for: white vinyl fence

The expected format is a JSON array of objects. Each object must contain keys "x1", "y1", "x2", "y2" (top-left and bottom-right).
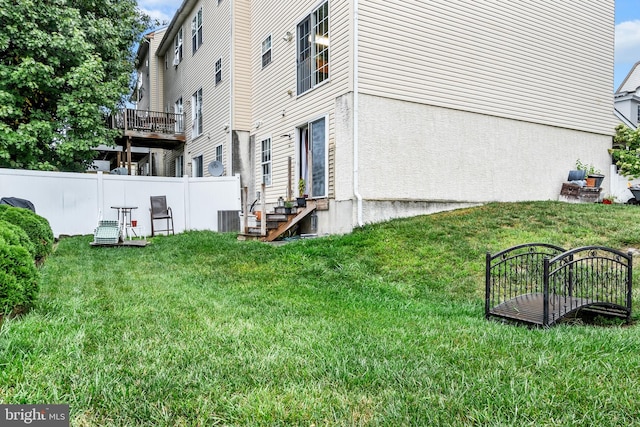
[{"x1": 0, "y1": 168, "x2": 242, "y2": 237}]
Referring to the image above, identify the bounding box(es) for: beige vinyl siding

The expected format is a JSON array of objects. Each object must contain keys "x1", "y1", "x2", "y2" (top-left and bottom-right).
[
  {"x1": 250, "y1": 0, "x2": 351, "y2": 202},
  {"x1": 150, "y1": 30, "x2": 165, "y2": 112},
  {"x1": 162, "y1": 0, "x2": 233, "y2": 176},
  {"x1": 232, "y1": 0, "x2": 252, "y2": 131},
  {"x1": 358, "y1": 0, "x2": 615, "y2": 135}
]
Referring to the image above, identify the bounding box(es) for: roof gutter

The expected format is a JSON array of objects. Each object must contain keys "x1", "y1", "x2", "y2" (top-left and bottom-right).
[{"x1": 156, "y1": 0, "x2": 193, "y2": 56}]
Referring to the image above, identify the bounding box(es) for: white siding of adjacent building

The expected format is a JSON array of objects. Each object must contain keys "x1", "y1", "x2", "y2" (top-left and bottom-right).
[
  {"x1": 249, "y1": 0, "x2": 352, "y2": 203},
  {"x1": 357, "y1": 0, "x2": 616, "y2": 136},
  {"x1": 617, "y1": 62, "x2": 640, "y2": 93}
]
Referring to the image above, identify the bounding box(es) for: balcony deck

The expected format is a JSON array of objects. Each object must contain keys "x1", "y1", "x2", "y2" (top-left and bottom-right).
[{"x1": 109, "y1": 109, "x2": 185, "y2": 149}]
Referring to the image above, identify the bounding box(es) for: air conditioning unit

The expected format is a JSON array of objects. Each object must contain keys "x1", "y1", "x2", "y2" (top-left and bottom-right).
[{"x1": 173, "y1": 57, "x2": 180, "y2": 66}]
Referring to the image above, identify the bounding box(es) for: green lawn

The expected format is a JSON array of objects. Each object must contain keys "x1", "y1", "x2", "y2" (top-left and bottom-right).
[{"x1": 2, "y1": 201, "x2": 640, "y2": 426}]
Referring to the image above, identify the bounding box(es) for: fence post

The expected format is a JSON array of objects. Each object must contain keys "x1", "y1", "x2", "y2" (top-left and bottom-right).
[
  {"x1": 627, "y1": 251, "x2": 633, "y2": 320},
  {"x1": 485, "y1": 252, "x2": 492, "y2": 319},
  {"x1": 96, "y1": 171, "x2": 104, "y2": 222},
  {"x1": 183, "y1": 174, "x2": 190, "y2": 232},
  {"x1": 543, "y1": 257, "x2": 550, "y2": 326}
]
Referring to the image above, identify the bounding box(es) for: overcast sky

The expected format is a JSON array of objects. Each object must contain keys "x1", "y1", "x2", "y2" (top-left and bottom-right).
[{"x1": 138, "y1": 0, "x2": 640, "y2": 91}]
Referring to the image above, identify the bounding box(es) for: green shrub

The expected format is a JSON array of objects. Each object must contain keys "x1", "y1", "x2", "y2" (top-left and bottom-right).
[
  {"x1": 0, "y1": 219, "x2": 36, "y2": 259},
  {"x1": 0, "y1": 204, "x2": 54, "y2": 260},
  {"x1": 0, "y1": 239, "x2": 39, "y2": 315}
]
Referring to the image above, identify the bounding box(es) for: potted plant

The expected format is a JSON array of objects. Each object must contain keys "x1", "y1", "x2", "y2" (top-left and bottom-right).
[
  {"x1": 602, "y1": 195, "x2": 616, "y2": 204},
  {"x1": 296, "y1": 179, "x2": 307, "y2": 207},
  {"x1": 284, "y1": 200, "x2": 294, "y2": 214},
  {"x1": 576, "y1": 159, "x2": 604, "y2": 187}
]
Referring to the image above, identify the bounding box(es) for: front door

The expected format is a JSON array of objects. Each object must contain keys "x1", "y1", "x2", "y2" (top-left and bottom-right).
[{"x1": 298, "y1": 117, "x2": 327, "y2": 198}]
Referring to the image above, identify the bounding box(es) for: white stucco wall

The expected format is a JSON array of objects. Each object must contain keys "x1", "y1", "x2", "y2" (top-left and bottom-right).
[{"x1": 356, "y1": 94, "x2": 612, "y2": 205}]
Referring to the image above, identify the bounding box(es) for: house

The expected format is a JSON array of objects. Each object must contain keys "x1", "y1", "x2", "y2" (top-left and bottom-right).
[
  {"x1": 139, "y1": 0, "x2": 616, "y2": 236},
  {"x1": 614, "y1": 61, "x2": 640, "y2": 130}
]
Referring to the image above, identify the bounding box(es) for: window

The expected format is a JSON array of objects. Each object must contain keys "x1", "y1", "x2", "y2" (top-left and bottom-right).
[
  {"x1": 261, "y1": 35, "x2": 272, "y2": 68},
  {"x1": 192, "y1": 8, "x2": 203, "y2": 54},
  {"x1": 174, "y1": 27, "x2": 183, "y2": 65},
  {"x1": 261, "y1": 138, "x2": 271, "y2": 185},
  {"x1": 215, "y1": 144, "x2": 223, "y2": 163},
  {"x1": 297, "y1": 1, "x2": 329, "y2": 95},
  {"x1": 174, "y1": 97, "x2": 183, "y2": 133},
  {"x1": 192, "y1": 155, "x2": 203, "y2": 177},
  {"x1": 192, "y1": 89, "x2": 202, "y2": 137},
  {"x1": 298, "y1": 117, "x2": 327, "y2": 197},
  {"x1": 215, "y1": 58, "x2": 222, "y2": 84},
  {"x1": 175, "y1": 155, "x2": 183, "y2": 177}
]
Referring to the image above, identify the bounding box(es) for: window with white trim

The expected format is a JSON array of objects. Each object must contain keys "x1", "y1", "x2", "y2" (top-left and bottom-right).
[
  {"x1": 192, "y1": 8, "x2": 203, "y2": 54},
  {"x1": 261, "y1": 137, "x2": 271, "y2": 185},
  {"x1": 297, "y1": 1, "x2": 329, "y2": 95},
  {"x1": 192, "y1": 89, "x2": 202, "y2": 137},
  {"x1": 215, "y1": 58, "x2": 222, "y2": 84},
  {"x1": 193, "y1": 155, "x2": 203, "y2": 177},
  {"x1": 174, "y1": 27, "x2": 183, "y2": 65},
  {"x1": 215, "y1": 144, "x2": 222, "y2": 163},
  {"x1": 261, "y1": 35, "x2": 272, "y2": 68},
  {"x1": 175, "y1": 155, "x2": 183, "y2": 177},
  {"x1": 174, "y1": 97, "x2": 183, "y2": 133}
]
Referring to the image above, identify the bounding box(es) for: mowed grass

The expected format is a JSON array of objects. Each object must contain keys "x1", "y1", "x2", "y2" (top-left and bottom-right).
[{"x1": 2, "y1": 201, "x2": 640, "y2": 426}]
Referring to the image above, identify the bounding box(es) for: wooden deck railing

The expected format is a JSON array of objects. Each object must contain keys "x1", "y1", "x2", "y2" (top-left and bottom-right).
[{"x1": 109, "y1": 109, "x2": 184, "y2": 135}]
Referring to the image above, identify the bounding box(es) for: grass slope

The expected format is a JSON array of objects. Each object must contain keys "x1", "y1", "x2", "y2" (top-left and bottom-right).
[{"x1": 1, "y1": 202, "x2": 640, "y2": 426}]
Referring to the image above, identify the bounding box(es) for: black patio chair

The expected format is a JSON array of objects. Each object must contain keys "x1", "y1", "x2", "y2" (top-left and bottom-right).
[{"x1": 150, "y1": 196, "x2": 174, "y2": 236}]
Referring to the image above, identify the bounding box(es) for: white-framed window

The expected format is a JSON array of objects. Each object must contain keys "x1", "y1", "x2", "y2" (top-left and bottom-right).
[
  {"x1": 175, "y1": 155, "x2": 183, "y2": 177},
  {"x1": 215, "y1": 58, "x2": 222, "y2": 84},
  {"x1": 261, "y1": 35, "x2": 272, "y2": 68},
  {"x1": 192, "y1": 154, "x2": 203, "y2": 177},
  {"x1": 192, "y1": 88, "x2": 202, "y2": 137},
  {"x1": 174, "y1": 97, "x2": 183, "y2": 133},
  {"x1": 261, "y1": 137, "x2": 271, "y2": 186},
  {"x1": 174, "y1": 27, "x2": 183, "y2": 65},
  {"x1": 192, "y1": 8, "x2": 203, "y2": 54},
  {"x1": 297, "y1": 1, "x2": 329, "y2": 95},
  {"x1": 215, "y1": 144, "x2": 223, "y2": 163}
]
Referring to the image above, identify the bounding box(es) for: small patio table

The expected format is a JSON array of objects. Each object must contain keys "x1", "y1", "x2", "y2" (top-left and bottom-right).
[{"x1": 111, "y1": 205, "x2": 138, "y2": 239}]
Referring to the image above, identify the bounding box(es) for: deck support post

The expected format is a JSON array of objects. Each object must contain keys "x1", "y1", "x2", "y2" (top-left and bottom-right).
[
  {"x1": 243, "y1": 186, "x2": 248, "y2": 233},
  {"x1": 260, "y1": 183, "x2": 266, "y2": 236},
  {"x1": 126, "y1": 137, "x2": 132, "y2": 175}
]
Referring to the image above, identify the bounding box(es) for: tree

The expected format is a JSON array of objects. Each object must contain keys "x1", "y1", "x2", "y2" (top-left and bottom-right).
[
  {"x1": 0, "y1": 0, "x2": 149, "y2": 171},
  {"x1": 609, "y1": 124, "x2": 640, "y2": 179}
]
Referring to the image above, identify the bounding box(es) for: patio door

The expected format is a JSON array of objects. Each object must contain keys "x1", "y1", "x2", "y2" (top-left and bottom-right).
[{"x1": 298, "y1": 117, "x2": 327, "y2": 198}]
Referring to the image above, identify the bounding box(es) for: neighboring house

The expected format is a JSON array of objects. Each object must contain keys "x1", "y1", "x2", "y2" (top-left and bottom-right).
[
  {"x1": 132, "y1": 27, "x2": 171, "y2": 176},
  {"x1": 140, "y1": 0, "x2": 616, "y2": 236},
  {"x1": 614, "y1": 61, "x2": 640, "y2": 130}
]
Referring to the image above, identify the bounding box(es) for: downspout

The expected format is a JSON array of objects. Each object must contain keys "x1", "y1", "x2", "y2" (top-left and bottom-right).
[
  {"x1": 353, "y1": 0, "x2": 363, "y2": 226},
  {"x1": 228, "y1": 0, "x2": 234, "y2": 175}
]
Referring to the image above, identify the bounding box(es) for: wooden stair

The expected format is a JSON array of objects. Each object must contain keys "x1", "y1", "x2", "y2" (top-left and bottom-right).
[{"x1": 237, "y1": 200, "x2": 317, "y2": 242}]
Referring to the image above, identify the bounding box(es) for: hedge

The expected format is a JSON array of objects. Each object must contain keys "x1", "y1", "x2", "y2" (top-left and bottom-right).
[
  {"x1": 0, "y1": 237, "x2": 39, "y2": 315},
  {"x1": 0, "y1": 204, "x2": 54, "y2": 260},
  {"x1": 0, "y1": 219, "x2": 36, "y2": 259}
]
